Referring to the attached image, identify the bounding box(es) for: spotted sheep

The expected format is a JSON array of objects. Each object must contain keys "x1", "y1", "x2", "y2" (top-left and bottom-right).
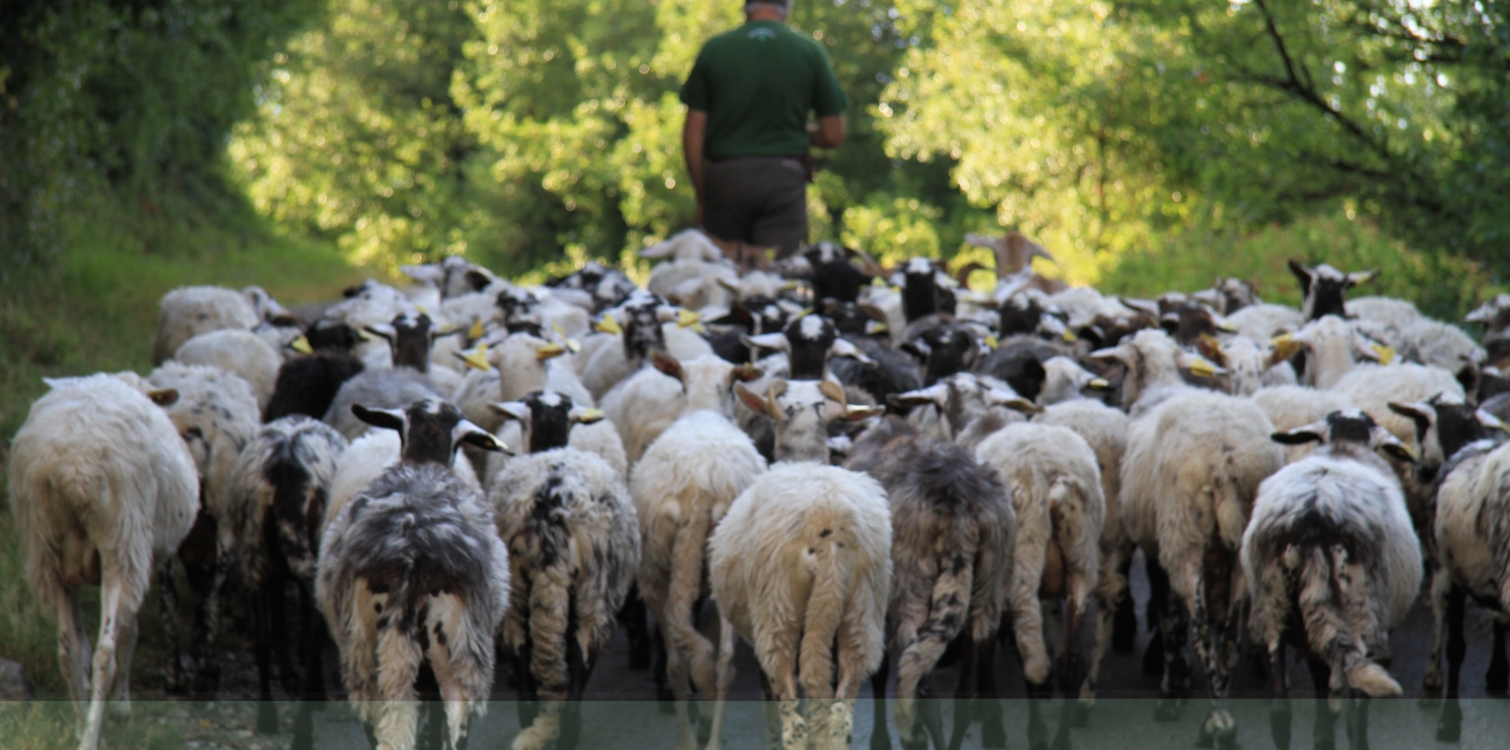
[
  {"x1": 8, "y1": 373, "x2": 200, "y2": 750},
  {"x1": 316, "y1": 399, "x2": 511, "y2": 750},
  {"x1": 628, "y1": 356, "x2": 767, "y2": 750},
  {"x1": 487, "y1": 390, "x2": 641, "y2": 750},
  {"x1": 1242, "y1": 410, "x2": 1423, "y2": 750},
  {"x1": 712, "y1": 379, "x2": 889, "y2": 750},
  {"x1": 843, "y1": 416, "x2": 1014, "y2": 750}
]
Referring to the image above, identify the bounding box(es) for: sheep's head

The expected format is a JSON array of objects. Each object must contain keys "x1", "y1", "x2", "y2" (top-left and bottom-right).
[
  {"x1": 494, "y1": 287, "x2": 546, "y2": 336},
  {"x1": 354, "y1": 398, "x2": 507, "y2": 465},
  {"x1": 1088, "y1": 328, "x2": 1223, "y2": 409},
  {"x1": 887, "y1": 372, "x2": 1031, "y2": 439},
  {"x1": 401, "y1": 256, "x2": 494, "y2": 299},
  {"x1": 1267, "y1": 315, "x2": 1390, "y2": 388},
  {"x1": 1271, "y1": 409, "x2": 1415, "y2": 463},
  {"x1": 736, "y1": 379, "x2": 880, "y2": 463},
  {"x1": 743, "y1": 314, "x2": 874, "y2": 380},
  {"x1": 364, "y1": 312, "x2": 463, "y2": 372},
  {"x1": 964, "y1": 231, "x2": 1056, "y2": 275},
  {"x1": 821, "y1": 299, "x2": 889, "y2": 339},
  {"x1": 1037, "y1": 356, "x2": 1113, "y2": 406},
  {"x1": 651, "y1": 352, "x2": 761, "y2": 417},
  {"x1": 905, "y1": 321, "x2": 984, "y2": 385},
  {"x1": 1191, "y1": 277, "x2": 1260, "y2": 315},
  {"x1": 891, "y1": 257, "x2": 959, "y2": 321},
  {"x1": 488, "y1": 390, "x2": 602, "y2": 454},
  {"x1": 1290, "y1": 260, "x2": 1376, "y2": 321},
  {"x1": 1465, "y1": 293, "x2": 1510, "y2": 335},
  {"x1": 1387, "y1": 394, "x2": 1507, "y2": 479}
]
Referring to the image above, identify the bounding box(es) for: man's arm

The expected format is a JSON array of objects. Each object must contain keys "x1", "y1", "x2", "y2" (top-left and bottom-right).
[
  {"x1": 683, "y1": 109, "x2": 709, "y2": 199},
  {"x1": 808, "y1": 114, "x2": 846, "y2": 149}
]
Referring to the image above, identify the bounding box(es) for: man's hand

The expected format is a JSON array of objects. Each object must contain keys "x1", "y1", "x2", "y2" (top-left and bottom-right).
[
  {"x1": 683, "y1": 109, "x2": 709, "y2": 225},
  {"x1": 809, "y1": 114, "x2": 846, "y2": 149}
]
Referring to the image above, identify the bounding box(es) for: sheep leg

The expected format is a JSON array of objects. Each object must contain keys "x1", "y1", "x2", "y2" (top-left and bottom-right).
[
  {"x1": 268, "y1": 567, "x2": 302, "y2": 698},
  {"x1": 918, "y1": 683, "x2": 946, "y2": 750},
  {"x1": 1188, "y1": 571, "x2": 1236, "y2": 750},
  {"x1": 56, "y1": 586, "x2": 92, "y2": 713},
  {"x1": 107, "y1": 614, "x2": 138, "y2": 721},
  {"x1": 1111, "y1": 554, "x2": 1137, "y2": 654},
  {"x1": 706, "y1": 614, "x2": 737, "y2": 750},
  {"x1": 977, "y1": 638, "x2": 1006, "y2": 748},
  {"x1": 515, "y1": 636, "x2": 538, "y2": 729},
  {"x1": 299, "y1": 579, "x2": 329, "y2": 699},
  {"x1": 945, "y1": 633, "x2": 978, "y2": 750},
  {"x1": 1026, "y1": 676, "x2": 1049, "y2": 750},
  {"x1": 191, "y1": 527, "x2": 233, "y2": 698},
  {"x1": 1266, "y1": 640, "x2": 1291, "y2": 750},
  {"x1": 1420, "y1": 566, "x2": 1449, "y2": 703},
  {"x1": 622, "y1": 584, "x2": 653, "y2": 670},
  {"x1": 1143, "y1": 557, "x2": 1170, "y2": 677},
  {"x1": 758, "y1": 670, "x2": 782, "y2": 750},
  {"x1": 81, "y1": 567, "x2": 130, "y2": 750},
  {"x1": 1436, "y1": 585, "x2": 1466, "y2": 742},
  {"x1": 1345, "y1": 694, "x2": 1371, "y2": 750},
  {"x1": 156, "y1": 558, "x2": 189, "y2": 694},
  {"x1": 253, "y1": 580, "x2": 279, "y2": 734},
  {"x1": 664, "y1": 623, "x2": 698, "y2": 750},
  {"x1": 869, "y1": 651, "x2": 892, "y2": 750},
  {"x1": 1152, "y1": 582, "x2": 1187, "y2": 721},
  {"x1": 1052, "y1": 597, "x2": 1086, "y2": 750},
  {"x1": 556, "y1": 630, "x2": 592, "y2": 750},
  {"x1": 652, "y1": 621, "x2": 675, "y2": 713},
  {"x1": 1307, "y1": 656, "x2": 1337, "y2": 750},
  {"x1": 1487, "y1": 621, "x2": 1509, "y2": 693}
]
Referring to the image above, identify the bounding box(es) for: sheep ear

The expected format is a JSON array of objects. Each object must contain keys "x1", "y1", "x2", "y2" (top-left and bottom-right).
[
  {"x1": 536, "y1": 342, "x2": 567, "y2": 360},
  {"x1": 639, "y1": 240, "x2": 677, "y2": 259},
  {"x1": 1370, "y1": 428, "x2": 1417, "y2": 461},
  {"x1": 650, "y1": 349, "x2": 683, "y2": 381},
  {"x1": 843, "y1": 404, "x2": 884, "y2": 421},
  {"x1": 433, "y1": 325, "x2": 466, "y2": 339},
  {"x1": 1177, "y1": 351, "x2": 1225, "y2": 378},
  {"x1": 730, "y1": 363, "x2": 763, "y2": 382},
  {"x1": 1288, "y1": 259, "x2": 1314, "y2": 292},
  {"x1": 1271, "y1": 427, "x2": 1324, "y2": 445},
  {"x1": 1002, "y1": 397, "x2": 1042, "y2": 414},
  {"x1": 734, "y1": 382, "x2": 770, "y2": 416},
  {"x1": 830, "y1": 338, "x2": 876, "y2": 365},
  {"x1": 1387, "y1": 401, "x2": 1431, "y2": 422},
  {"x1": 147, "y1": 388, "x2": 180, "y2": 406},
  {"x1": 1477, "y1": 409, "x2": 1509, "y2": 434},
  {"x1": 742, "y1": 332, "x2": 789, "y2": 352},
  {"x1": 819, "y1": 380, "x2": 848, "y2": 407},
  {"x1": 464, "y1": 269, "x2": 493, "y2": 292},
  {"x1": 455, "y1": 420, "x2": 509, "y2": 454},
  {"x1": 1347, "y1": 270, "x2": 1378, "y2": 288},
  {"x1": 1268, "y1": 332, "x2": 1302, "y2": 366},
  {"x1": 888, "y1": 382, "x2": 951, "y2": 409},
  {"x1": 401, "y1": 265, "x2": 445, "y2": 286},
  {"x1": 1087, "y1": 346, "x2": 1126, "y2": 366},
  {"x1": 1195, "y1": 334, "x2": 1227, "y2": 368},
  {"x1": 570, "y1": 407, "x2": 606, "y2": 425},
  {"x1": 488, "y1": 402, "x2": 531, "y2": 423},
  {"x1": 352, "y1": 404, "x2": 406, "y2": 433},
  {"x1": 1119, "y1": 297, "x2": 1159, "y2": 318},
  {"x1": 593, "y1": 313, "x2": 623, "y2": 335},
  {"x1": 363, "y1": 324, "x2": 396, "y2": 345}
]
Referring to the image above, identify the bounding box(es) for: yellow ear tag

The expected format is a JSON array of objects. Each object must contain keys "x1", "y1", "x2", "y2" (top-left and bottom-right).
[
  {"x1": 415, "y1": 305, "x2": 428, "y2": 315},
  {"x1": 985, "y1": 334, "x2": 999, "y2": 349},
  {"x1": 468, "y1": 318, "x2": 486, "y2": 340},
  {"x1": 291, "y1": 336, "x2": 314, "y2": 355},
  {"x1": 537, "y1": 342, "x2": 567, "y2": 360},
  {"x1": 677, "y1": 308, "x2": 706, "y2": 333},
  {"x1": 1062, "y1": 329, "x2": 1078, "y2": 343},
  {"x1": 553, "y1": 324, "x2": 582, "y2": 353},
  {"x1": 1188, "y1": 359, "x2": 1218, "y2": 378},
  {"x1": 594, "y1": 313, "x2": 622, "y2": 335},
  {"x1": 578, "y1": 408, "x2": 605, "y2": 423},
  {"x1": 1088, "y1": 378, "x2": 1112, "y2": 390},
  {"x1": 461, "y1": 343, "x2": 491, "y2": 372},
  {"x1": 1373, "y1": 344, "x2": 1395, "y2": 365}
]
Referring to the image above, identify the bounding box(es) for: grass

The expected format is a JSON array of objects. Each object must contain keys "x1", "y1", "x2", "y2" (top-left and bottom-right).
[{"x1": 0, "y1": 184, "x2": 369, "y2": 741}]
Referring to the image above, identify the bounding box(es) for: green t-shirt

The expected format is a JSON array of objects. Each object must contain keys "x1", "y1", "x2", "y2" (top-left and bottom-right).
[{"x1": 680, "y1": 21, "x2": 849, "y2": 161}]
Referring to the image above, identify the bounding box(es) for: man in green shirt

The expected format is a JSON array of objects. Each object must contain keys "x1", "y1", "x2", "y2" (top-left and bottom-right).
[{"x1": 680, "y1": 0, "x2": 849, "y2": 259}]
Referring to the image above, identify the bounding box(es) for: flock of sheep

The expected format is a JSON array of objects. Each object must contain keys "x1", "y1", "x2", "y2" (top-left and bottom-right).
[{"x1": 10, "y1": 227, "x2": 1510, "y2": 750}]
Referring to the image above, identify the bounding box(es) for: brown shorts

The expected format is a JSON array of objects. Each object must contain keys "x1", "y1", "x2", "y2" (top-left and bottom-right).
[{"x1": 702, "y1": 156, "x2": 808, "y2": 259}]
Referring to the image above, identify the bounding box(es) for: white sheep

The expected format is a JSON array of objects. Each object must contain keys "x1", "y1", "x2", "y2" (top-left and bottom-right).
[
  {"x1": 1243, "y1": 410, "x2": 1422, "y2": 750},
  {"x1": 487, "y1": 391, "x2": 641, "y2": 750},
  {"x1": 316, "y1": 399, "x2": 511, "y2": 750},
  {"x1": 172, "y1": 328, "x2": 283, "y2": 411},
  {"x1": 152, "y1": 285, "x2": 263, "y2": 365},
  {"x1": 1252, "y1": 385, "x2": 1356, "y2": 464},
  {"x1": 8, "y1": 373, "x2": 199, "y2": 750},
  {"x1": 1119, "y1": 387, "x2": 1284, "y2": 749},
  {"x1": 976, "y1": 421, "x2": 1104, "y2": 750},
  {"x1": 712, "y1": 379, "x2": 889, "y2": 750},
  {"x1": 629, "y1": 356, "x2": 767, "y2": 750},
  {"x1": 1224, "y1": 302, "x2": 1304, "y2": 344}
]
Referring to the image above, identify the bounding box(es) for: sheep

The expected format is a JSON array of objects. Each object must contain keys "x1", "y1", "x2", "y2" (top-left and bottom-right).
[
  {"x1": 891, "y1": 257, "x2": 961, "y2": 322},
  {"x1": 487, "y1": 391, "x2": 641, "y2": 750},
  {"x1": 1027, "y1": 397, "x2": 1138, "y2": 715},
  {"x1": 1086, "y1": 328, "x2": 1223, "y2": 414},
  {"x1": 887, "y1": 372, "x2": 1029, "y2": 444},
  {"x1": 316, "y1": 398, "x2": 511, "y2": 750},
  {"x1": 843, "y1": 417, "x2": 1014, "y2": 750},
  {"x1": 323, "y1": 422, "x2": 485, "y2": 542},
  {"x1": 601, "y1": 351, "x2": 689, "y2": 467},
  {"x1": 545, "y1": 260, "x2": 637, "y2": 313},
  {"x1": 803, "y1": 240, "x2": 880, "y2": 305},
  {"x1": 1252, "y1": 386, "x2": 1357, "y2": 464},
  {"x1": 146, "y1": 362, "x2": 261, "y2": 696},
  {"x1": 456, "y1": 331, "x2": 592, "y2": 433},
  {"x1": 322, "y1": 280, "x2": 420, "y2": 367},
  {"x1": 1268, "y1": 314, "x2": 1390, "y2": 389},
  {"x1": 579, "y1": 293, "x2": 678, "y2": 400},
  {"x1": 8, "y1": 373, "x2": 200, "y2": 750},
  {"x1": 974, "y1": 335, "x2": 1068, "y2": 403},
  {"x1": 975, "y1": 420, "x2": 1104, "y2": 750},
  {"x1": 1243, "y1": 410, "x2": 1422, "y2": 750},
  {"x1": 1289, "y1": 260, "x2": 1375, "y2": 320},
  {"x1": 1118, "y1": 388, "x2": 1284, "y2": 748},
  {"x1": 324, "y1": 313, "x2": 457, "y2": 440},
  {"x1": 1379, "y1": 394, "x2": 1510, "y2": 741},
  {"x1": 172, "y1": 328, "x2": 283, "y2": 411},
  {"x1": 629, "y1": 356, "x2": 768, "y2": 750},
  {"x1": 1035, "y1": 355, "x2": 1114, "y2": 406},
  {"x1": 153, "y1": 285, "x2": 263, "y2": 365},
  {"x1": 964, "y1": 231, "x2": 1066, "y2": 294},
  {"x1": 400, "y1": 256, "x2": 494, "y2": 300},
  {"x1": 264, "y1": 344, "x2": 367, "y2": 424},
  {"x1": 224, "y1": 416, "x2": 348, "y2": 738},
  {"x1": 1222, "y1": 302, "x2": 1304, "y2": 344}
]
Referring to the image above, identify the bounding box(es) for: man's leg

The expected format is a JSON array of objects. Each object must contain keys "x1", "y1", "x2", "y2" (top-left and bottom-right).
[
  {"x1": 701, "y1": 160, "x2": 756, "y2": 244},
  {"x1": 748, "y1": 158, "x2": 809, "y2": 259}
]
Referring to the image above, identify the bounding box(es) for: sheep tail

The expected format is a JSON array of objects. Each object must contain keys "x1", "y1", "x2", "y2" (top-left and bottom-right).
[
  {"x1": 516, "y1": 568, "x2": 572, "y2": 750},
  {"x1": 1212, "y1": 469, "x2": 1247, "y2": 552},
  {"x1": 665, "y1": 494, "x2": 716, "y2": 696},
  {"x1": 1296, "y1": 545, "x2": 1400, "y2": 698},
  {"x1": 895, "y1": 559, "x2": 974, "y2": 738},
  {"x1": 798, "y1": 537, "x2": 851, "y2": 702}
]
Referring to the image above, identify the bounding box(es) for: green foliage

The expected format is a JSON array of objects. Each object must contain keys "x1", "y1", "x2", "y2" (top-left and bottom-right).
[{"x1": 1101, "y1": 212, "x2": 1503, "y2": 320}]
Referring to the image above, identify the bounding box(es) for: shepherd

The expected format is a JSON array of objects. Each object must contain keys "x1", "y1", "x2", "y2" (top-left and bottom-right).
[{"x1": 681, "y1": 0, "x2": 849, "y2": 261}]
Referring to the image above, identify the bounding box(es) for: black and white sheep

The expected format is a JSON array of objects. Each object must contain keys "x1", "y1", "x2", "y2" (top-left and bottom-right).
[
  {"x1": 316, "y1": 399, "x2": 511, "y2": 750},
  {"x1": 486, "y1": 391, "x2": 640, "y2": 750},
  {"x1": 324, "y1": 312, "x2": 456, "y2": 440},
  {"x1": 8, "y1": 374, "x2": 200, "y2": 750},
  {"x1": 1243, "y1": 410, "x2": 1423, "y2": 750}
]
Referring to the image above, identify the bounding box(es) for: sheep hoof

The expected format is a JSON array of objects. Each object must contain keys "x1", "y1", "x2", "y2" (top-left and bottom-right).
[
  {"x1": 257, "y1": 701, "x2": 279, "y2": 734},
  {"x1": 697, "y1": 712, "x2": 712, "y2": 744},
  {"x1": 1153, "y1": 697, "x2": 1182, "y2": 722},
  {"x1": 1435, "y1": 701, "x2": 1462, "y2": 743},
  {"x1": 1069, "y1": 700, "x2": 1092, "y2": 728}
]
